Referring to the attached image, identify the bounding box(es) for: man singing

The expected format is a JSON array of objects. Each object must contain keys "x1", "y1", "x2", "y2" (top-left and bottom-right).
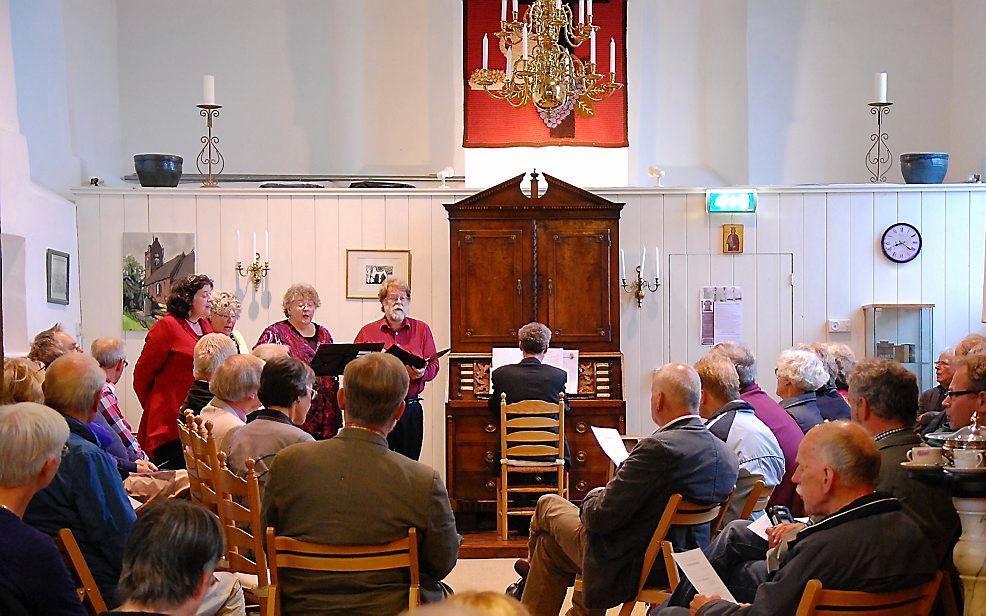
[{"x1": 355, "y1": 276, "x2": 439, "y2": 460}]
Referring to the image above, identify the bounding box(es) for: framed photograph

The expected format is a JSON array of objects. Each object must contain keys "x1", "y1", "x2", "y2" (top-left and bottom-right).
[
  {"x1": 346, "y1": 249, "x2": 411, "y2": 299},
  {"x1": 46, "y1": 249, "x2": 70, "y2": 305},
  {"x1": 722, "y1": 224, "x2": 744, "y2": 254}
]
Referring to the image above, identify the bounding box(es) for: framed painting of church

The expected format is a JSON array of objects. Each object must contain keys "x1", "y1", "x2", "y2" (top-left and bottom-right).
[
  {"x1": 346, "y1": 249, "x2": 411, "y2": 299},
  {"x1": 121, "y1": 232, "x2": 196, "y2": 331}
]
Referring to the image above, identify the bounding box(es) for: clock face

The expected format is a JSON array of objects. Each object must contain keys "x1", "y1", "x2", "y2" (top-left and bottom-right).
[{"x1": 881, "y1": 223, "x2": 922, "y2": 263}]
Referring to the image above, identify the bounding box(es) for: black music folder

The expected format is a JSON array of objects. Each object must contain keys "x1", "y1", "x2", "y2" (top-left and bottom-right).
[
  {"x1": 385, "y1": 345, "x2": 451, "y2": 370},
  {"x1": 309, "y1": 343, "x2": 384, "y2": 377}
]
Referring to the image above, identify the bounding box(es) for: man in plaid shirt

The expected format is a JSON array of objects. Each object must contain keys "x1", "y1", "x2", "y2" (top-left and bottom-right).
[{"x1": 92, "y1": 337, "x2": 147, "y2": 462}]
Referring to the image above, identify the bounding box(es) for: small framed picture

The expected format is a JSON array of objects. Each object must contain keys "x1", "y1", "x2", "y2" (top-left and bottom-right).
[
  {"x1": 346, "y1": 249, "x2": 411, "y2": 299},
  {"x1": 46, "y1": 249, "x2": 70, "y2": 305},
  {"x1": 722, "y1": 224, "x2": 744, "y2": 254}
]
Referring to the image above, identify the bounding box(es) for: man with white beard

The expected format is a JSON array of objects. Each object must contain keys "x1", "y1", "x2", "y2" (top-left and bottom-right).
[{"x1": 355, "y1": 276, "x2": 440, "y2": 460}]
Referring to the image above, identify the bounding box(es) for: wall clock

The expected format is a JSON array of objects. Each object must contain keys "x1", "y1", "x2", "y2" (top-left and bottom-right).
[{"x1": 881, "y1": 222, "x2": 922, "y2": 263}]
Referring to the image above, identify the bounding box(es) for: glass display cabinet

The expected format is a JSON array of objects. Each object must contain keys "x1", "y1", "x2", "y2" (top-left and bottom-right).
[{"x1": 862, "y1": 304, "x2": 934, "y2": 391}]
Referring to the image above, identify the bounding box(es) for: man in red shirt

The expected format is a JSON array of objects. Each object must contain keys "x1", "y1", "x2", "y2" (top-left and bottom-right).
[{"x1": 354, "y1": 276, "x2": 439, "y2": 460}]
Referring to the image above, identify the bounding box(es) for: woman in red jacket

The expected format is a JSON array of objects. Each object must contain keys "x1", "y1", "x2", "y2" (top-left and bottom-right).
[{"x1": 134, "y1": 274, "x2": 214, "y2": 468}]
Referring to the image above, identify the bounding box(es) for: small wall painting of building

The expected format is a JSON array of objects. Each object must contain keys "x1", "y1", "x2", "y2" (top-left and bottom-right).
[{"x1": 122, "y1": 232, "x2": 196, "y2": 331}]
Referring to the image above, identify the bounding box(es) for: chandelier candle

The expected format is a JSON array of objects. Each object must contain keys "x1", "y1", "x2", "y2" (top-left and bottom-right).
[
  {"x1": 482, "y1": 34, "x2": 488, "y2": 69},
  {"x1": 610, "y1": 38, "x2": 615, "y2": 74}
]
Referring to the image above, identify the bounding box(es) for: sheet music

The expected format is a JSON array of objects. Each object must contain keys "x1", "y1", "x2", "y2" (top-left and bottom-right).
[
  {"x1": 670, "y1": 549, "x2": 737, "y2": 603},
  {"x1": 591, "y1": 426, "x2": 629, "y2": 465},
  {"x1": 491, "y1": 347, "x2": 579, "y2": 394}
]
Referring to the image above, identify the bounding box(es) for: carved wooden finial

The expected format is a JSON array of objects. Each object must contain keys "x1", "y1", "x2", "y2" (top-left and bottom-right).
[{"x1": 530, "y1": 169, "x2": 539, "y2": 200}]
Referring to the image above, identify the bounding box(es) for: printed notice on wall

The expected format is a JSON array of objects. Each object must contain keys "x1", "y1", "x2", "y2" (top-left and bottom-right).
[{"x1": 700, "y1": 286, "x2": 744, "y2": 346}]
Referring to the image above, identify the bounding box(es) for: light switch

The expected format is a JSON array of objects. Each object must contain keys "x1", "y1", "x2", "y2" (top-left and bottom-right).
[{"x1": 828, "y1": 319, "x2": 852, "y2": 333}]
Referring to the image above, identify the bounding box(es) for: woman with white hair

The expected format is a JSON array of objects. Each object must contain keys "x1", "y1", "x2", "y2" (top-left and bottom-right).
[
  {"x1": 774, "y1": 349, "x2": 827, "y2": 433},
  {"x1": 0, "y1": 402, "x2": 86, "y2": 615},
  {"x1": 200, "y1": 354, "x2": 265, "y2": 453},
  {"x1": 208, "y1": 291, "x2": 249, "y2": 354}
]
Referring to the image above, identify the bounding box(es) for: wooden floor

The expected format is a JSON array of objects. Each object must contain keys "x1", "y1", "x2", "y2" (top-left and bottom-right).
[{"x1": 459, "y1": 530, "x2": 529, "y2": 559}]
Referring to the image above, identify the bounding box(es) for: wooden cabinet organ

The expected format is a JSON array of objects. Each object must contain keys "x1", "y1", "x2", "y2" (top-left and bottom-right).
[{"x1": 445, "y1": 172, "x2": 626, "y2": 525}]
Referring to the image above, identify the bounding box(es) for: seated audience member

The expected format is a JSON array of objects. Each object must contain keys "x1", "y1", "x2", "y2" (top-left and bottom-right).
[
  {"x1": 28, "y1": 323, "x2": 82, "y2": 367},
  {"x1": 226, "y1": 356, "x2": 315, "y2": 493},
  {"x1": 774, "y1": 349, "x2": 827, "y2": 433},
  {"x1": 712, "y1": 342, "x2": 803, "y2": 510},
  {"x1": 1, "y1": 356, "x2": 45, "y2": 404},
  {"x1": 695, "y1": 354, "x2": 784, "y2": 524},
  {"x1": 91, "y1": 338, "x2": 152, "y2": 466},
  {"x1": 659, "y1": 422, "x2": 937, "y2": 616},
  {"x1": 182, "y1": 333, "x2": 238, "y2": 415},
  {"x1": 516, "y1": 364, "x2": 738, "y2": 616},
  {"x1": 209, "y1": 291, "x2": 250, "y2": 354},
  {"x1": 200, "y1": 354, "x2": 264, "y2": 453},
  {"x1": 828, "y1": 343, "x2": 856, "y2": 397},
  {"x1": 24, "y1": 354, "x2": 137, "y2": 607},
  {"x1": 929, "y1": 352, "x2": 986, "y2": 446},
  {"x1": 262, "y1": 352, "x2": 460, "y2": 614},
  {"x1": 0, "y1": 403, "x2": 86, "y2": 615},
  {"x1": 847, "y1": 359, "x2": 959, "y2": 567},
  {"x1": 106, "y1": 499, "x2": 243, "y2": 616},
  {"x1": 800, "y1": 343, "x2": 851, "y2": 421},
  {"x1": 918, "y1": 348, "x2": 954, "y2": 435},
  {"x1": 955, "y1": 333, "x2": 986, "y2": 357},
  {"x1": 252, "y1": 342, "x2": 290, "y2": 363},
  {"x1": 447, "y1": 591, "x2": 530, "y2": 616}
]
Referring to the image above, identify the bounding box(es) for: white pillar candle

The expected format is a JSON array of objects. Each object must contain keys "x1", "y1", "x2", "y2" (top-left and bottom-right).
[
  {"x1": 252, "y1": 232, "x2": 257, "y2": 257},
  {"x1": 875, "y1": 72, "x2": 887, "y2": 103},
  {"x1": 640, "y1": 248, "x2": 646, "y2": 275},
  {"x1": 655, "y1": 246, "x2": 660, "y2": 278},
  {"x1": 265, "y1": 230, "x2": 269, "y2": 258},
  {"x1": 588, "y1": 0, "x2": 593, "y2": 17},
  {"x1": 522, "y1": 25, "x2": 528, "y2": 59},
  {"x1": 513, "y1": 0, "x2": 518, "y2": 15},
  {"x1": 579, "y1": 0, "x2": 585, "y2": 23},
  {"x1": 506, "y1": 45, "x2": 513, "y2": 79},
  {"x1": 619, "y1": 248, "x2": 626, "y2": 279},
  {"x1": 501, "y1": 0, "x2": 507, "y2": 21},
  {"x1": 203, "y1": 75, "x2": 215, "y2": 105},
  {"x1": 483, "y1": 34, "x2": 489, "y2": 69},
  {"x1": 236, "y1": 230, "x2": 241, "y2": 261},
  {"x1": 590, "y1": 31, "x2": 596, "y2": 64},
  {"x1": 609, "y1": 38, "x2": 616, "y2": 73}
]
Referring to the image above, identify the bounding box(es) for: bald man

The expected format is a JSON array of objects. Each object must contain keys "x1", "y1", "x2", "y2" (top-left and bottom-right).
[
  {"x1": 518, "y1": 364, "x2": 739, "y2": 616},
  {"x1": 660, "y1": 422, "x2": 937, "y2": 615}
]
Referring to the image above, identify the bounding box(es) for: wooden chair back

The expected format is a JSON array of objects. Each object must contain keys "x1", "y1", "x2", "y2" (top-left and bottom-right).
[
  {"x1": 55, "y1": 528, "x2": 107, "y2": 615},
  {"x1": 177, "y1": 409, "x2": 201, "y2": 495},
  {"x1": 216, "y1": 453, "x2": 270, "y2": 615},
  {"x1": 646, "y1": 495, "x2": 724, "y2": 598},
  {"x1": 187, "y1": 416, "x2": 222, "y2": 515},
  {"x1": 266, "y1": 527, "x2": 420, "y2": 614},
  {"x1": 739, "y1": 480, "x2": 774, "y2": 521},
  {"x1": 499, "y1": 394, "x2": 566, "y2": 462},
  {"x1": 794, "y1": 571, "x2": 943, "y2": 616}
]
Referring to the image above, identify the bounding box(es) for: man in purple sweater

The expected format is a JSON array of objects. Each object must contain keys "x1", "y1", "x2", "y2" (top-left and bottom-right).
[{"x1": 713, "y1": 342, "x2": 803, "y2": 510}]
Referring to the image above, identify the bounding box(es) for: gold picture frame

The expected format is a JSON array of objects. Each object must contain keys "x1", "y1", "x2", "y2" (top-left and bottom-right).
[
  {"x1": 345, "y1": 249, "x2": 411, "y2": 299},
  {"x1": 722, "y1": 224, "x2": 744, "y2": 254}
]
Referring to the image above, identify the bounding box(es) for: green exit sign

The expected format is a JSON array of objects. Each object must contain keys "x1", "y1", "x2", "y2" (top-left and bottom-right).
[{"x1": 706, "y1": 189, "x2": 757, "y2": 213}]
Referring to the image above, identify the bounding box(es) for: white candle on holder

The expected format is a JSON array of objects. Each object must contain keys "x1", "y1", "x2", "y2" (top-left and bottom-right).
[
  {"x1": 609, "y1": 38, "x2": 616, "y2": 74},
  {"x1": 501, "y1": 0, "x2": 507, "y2": 21},
  {"x1": 588, "y1": 0, "x2": 593, "y2": 17},
  {"x1": 655, "y1": 246, "x2": 660, "y2": 278},
  {"x1": 875, "y1": 72, "x2": 887, "y2": 103},
  {"x1": 252, "y1": 232, "x2": 257, "y2": 258},
  {"x1": 619, "y1": 248, "x2": 626, "y2": 279},
  {"x1": 522, "y1": 25, "x2": 528, "y2": 59},
  {"x1": 556, "y1": 0, "x2": 562, "y2": 9},
  {"x1": 513, "y1": 0, "x2": 518, "y2": 15},
  {"x1": 265, "y1": 230, "x2": 269, "y2": 258},
  {"x1": 506, "y1": 45, "x2": 513, "y2": 79},
  {"x1": 482, "y1": 34, "x2": 489, "y2": 69},
  {"x1": 203, "y1": 75, "x2": 215, "y2": 105},
  {"x1": 236, "y1": 230, "x2": 241, "y2": 262},
  {"x1": 590, "y1": 31, "x2": 596, "y2": 65},
  {"x1": 640, "y1": 248, "x2": 646, "y2": 276},
  {"x1": 579, "y1": 0, "x2": 585, "y2": 23}
]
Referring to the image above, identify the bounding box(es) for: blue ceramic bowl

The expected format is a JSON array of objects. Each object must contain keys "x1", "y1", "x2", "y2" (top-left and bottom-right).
[
  {"x1": 134, "y1": 154, "x2": 183, "y2": 187},
  {"x1": 900, "y1": 152, "x2": 948, "y2": 184}
]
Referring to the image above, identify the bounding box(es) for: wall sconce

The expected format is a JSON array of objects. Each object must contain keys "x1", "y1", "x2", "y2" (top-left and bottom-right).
[
  {"x1": 620, "y1": 247, "x2": 661, "y2": 307},
  {"x1": 235, "y1": 230, "x2": 270, "y2": 291}
]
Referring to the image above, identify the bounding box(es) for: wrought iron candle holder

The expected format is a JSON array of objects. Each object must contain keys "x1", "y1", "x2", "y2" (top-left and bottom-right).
[
  {"x1": 196, "y1": 104, "x2": 225, "y2": 188},
  {"x1": 621, "y1": 266, "x2": 660, "y2": 308},
  {"x1": 866, "y1": 101, "x2": 893, "y2": 182},
  {"x1": 235, "y1": 252, "x2": 269, "y2": 291}
]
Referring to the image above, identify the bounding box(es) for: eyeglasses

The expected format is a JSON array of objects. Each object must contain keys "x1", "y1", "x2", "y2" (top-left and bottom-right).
[
  {"x1": 935, "y1": 360, "x2": 952, "y2": 367},
  {"x1": 60, "y1": 444, "x2": 69, "y2": 458},
  {"x1": 945, "y1": 389, "x2": 985, "y2": 399},
  {"x1": 294, "y1": 302, "x2": 315, "y2": 310},
  {"x1": 308, "y1": 385, "x2": 318, "y2": 399},
  {"x1": 385, "y1": 294, "x2": 409, "y2": 303}
]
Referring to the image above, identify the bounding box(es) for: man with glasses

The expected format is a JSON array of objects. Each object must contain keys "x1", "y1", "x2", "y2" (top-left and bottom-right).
[
  {"x1": 355, "y1": 276, "x2": 440, "y2": 460},
  {"x1": 940, "y1": 353, "x2": 986, "y2": 433},
  {"x1": 27, "y1": 323, "x2": 83, "y2": 367},
  {"x1": 91, "y1": 338, "x2": 150, "y2": 466},
  {"x1": 917, "y1": 349, "x2": 954, "y2": 437}
]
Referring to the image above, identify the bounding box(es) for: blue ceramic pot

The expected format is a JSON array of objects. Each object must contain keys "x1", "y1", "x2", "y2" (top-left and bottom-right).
[
  {"x1": 900, "y1": 152, "x2": 948, "y2": 184},
  {"x1": 134, "y1": 154, "x2": 183, "y2": 187}
]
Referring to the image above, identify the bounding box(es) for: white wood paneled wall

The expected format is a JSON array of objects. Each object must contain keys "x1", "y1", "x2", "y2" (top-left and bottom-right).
[{"x1": 74, "y1": 186, "x2": 986, "y2": 474}]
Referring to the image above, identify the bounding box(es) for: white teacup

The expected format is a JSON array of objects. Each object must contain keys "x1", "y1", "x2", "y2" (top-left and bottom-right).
[
  {"x1": 952, "y1": 450, "x2": 985, "y2": 469},
  {"x1": 906, "y1": 446, "x2": 944, "y2": 466}
]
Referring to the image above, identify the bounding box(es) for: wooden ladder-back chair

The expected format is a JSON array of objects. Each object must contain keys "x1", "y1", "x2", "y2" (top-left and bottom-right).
[
  {"x1": 178, "y1": 409, "x2": 201, "y2": 497},
  {"x1": 738, "y1": 479, "x2": 774, "y2": 522},
  {"x1": 55, "y1": 528, "x2": 107, "y2": 615},
  {"x1": 497, "y1": 392, "x2": 566, "y2": 540},
  {"x1": 794, "y1": 570, "x2": 943, "y2": 616},
  {"x1": 265, "y1": 527, "x2": 420, "y2": 615},
  {"x1": 187, "y1": 416, "x2": 223, "y2": 515},
  {"x1": 216, "y1": 453, "x2": 271, "y2": 615}
]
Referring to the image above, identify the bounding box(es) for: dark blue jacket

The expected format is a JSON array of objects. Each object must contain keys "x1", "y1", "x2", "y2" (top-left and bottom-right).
[
  {"x1": 781, "y1": 392, "x2": 824, "y2": 434},
  {"x1": 815, "y1": 384, "x2": 851, "y2": 421}
]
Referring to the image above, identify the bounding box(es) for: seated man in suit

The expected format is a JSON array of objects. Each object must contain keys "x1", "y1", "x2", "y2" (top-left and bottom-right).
[
  {"x1": 659, "y1": 422, "x2": 938, "y2": 616},
  {"x1": 262, "y1": 352, "x2": 460, "y2": 615},
  {"x1": 518, "y1": 363, "x2": 739, "y2": 616}
]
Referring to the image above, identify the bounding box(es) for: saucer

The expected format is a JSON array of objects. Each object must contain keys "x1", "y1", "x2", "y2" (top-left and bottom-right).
[
  {"x1": 900, "y1": 461, "x2": 944, "y2": 469},
  {"x1": 943, "y1": 466, "x2": 986, "y2": 476}
]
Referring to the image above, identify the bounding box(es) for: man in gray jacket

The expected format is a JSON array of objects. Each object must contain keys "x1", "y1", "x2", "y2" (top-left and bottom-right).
[{"x1": 262, "y1": 353, "x2": 460, "y2": 615}]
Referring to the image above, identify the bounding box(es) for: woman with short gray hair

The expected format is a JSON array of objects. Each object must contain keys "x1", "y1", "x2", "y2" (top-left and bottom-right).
[
  {"x1": 0, "y1": 402, "x2": 86, "y2": 615},
  {"x1": 208, "y1": 290, "x2": 249, "y2": 354},
  {"x1": 200, "y1": 354, "x2": 265, "y2": 452},
  {"x1": 775, "y1": 349, "x2": 827, "y2": 433}
]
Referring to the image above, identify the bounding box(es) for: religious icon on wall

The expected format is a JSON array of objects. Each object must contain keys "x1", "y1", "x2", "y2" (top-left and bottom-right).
[
  {"x1": 722, "y1": 224, "x2": 744, "y2": 254},
  {"x1": 346, "y1": 249, "x2": 411, "y2": 299},
  {"x1": 121, "y1": 232, "x2": 196, "y2": 331},
  {"x1": 462, "y1": 0, "x2": 628, "y2": 147}
]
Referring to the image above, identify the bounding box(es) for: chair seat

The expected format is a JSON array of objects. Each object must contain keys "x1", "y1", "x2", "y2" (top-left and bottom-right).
[{"x1": 501, "y1": 458, "x2": 565, "y2": 467}]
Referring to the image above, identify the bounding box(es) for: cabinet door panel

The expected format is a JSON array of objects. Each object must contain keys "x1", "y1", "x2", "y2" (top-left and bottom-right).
[{"x1": 540, "y1": 220, "x2": 616, "y2": 348}]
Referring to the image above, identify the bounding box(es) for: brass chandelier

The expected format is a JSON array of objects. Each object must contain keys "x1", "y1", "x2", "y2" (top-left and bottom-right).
[{"x1": 474, "y1": 0, "x2": 623, "y2": 128}]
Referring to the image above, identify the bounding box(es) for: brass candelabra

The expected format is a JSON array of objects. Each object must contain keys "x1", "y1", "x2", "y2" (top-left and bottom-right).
[
  {"x1": 235, "y1": 252, "x2": 269, "y2": 291},
  {"x1": 196, "y1": 104, "x2": 225, "y2": 188},
  {"x1": 621, "y1": 266, "x2": 660, "y2": 308}
]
